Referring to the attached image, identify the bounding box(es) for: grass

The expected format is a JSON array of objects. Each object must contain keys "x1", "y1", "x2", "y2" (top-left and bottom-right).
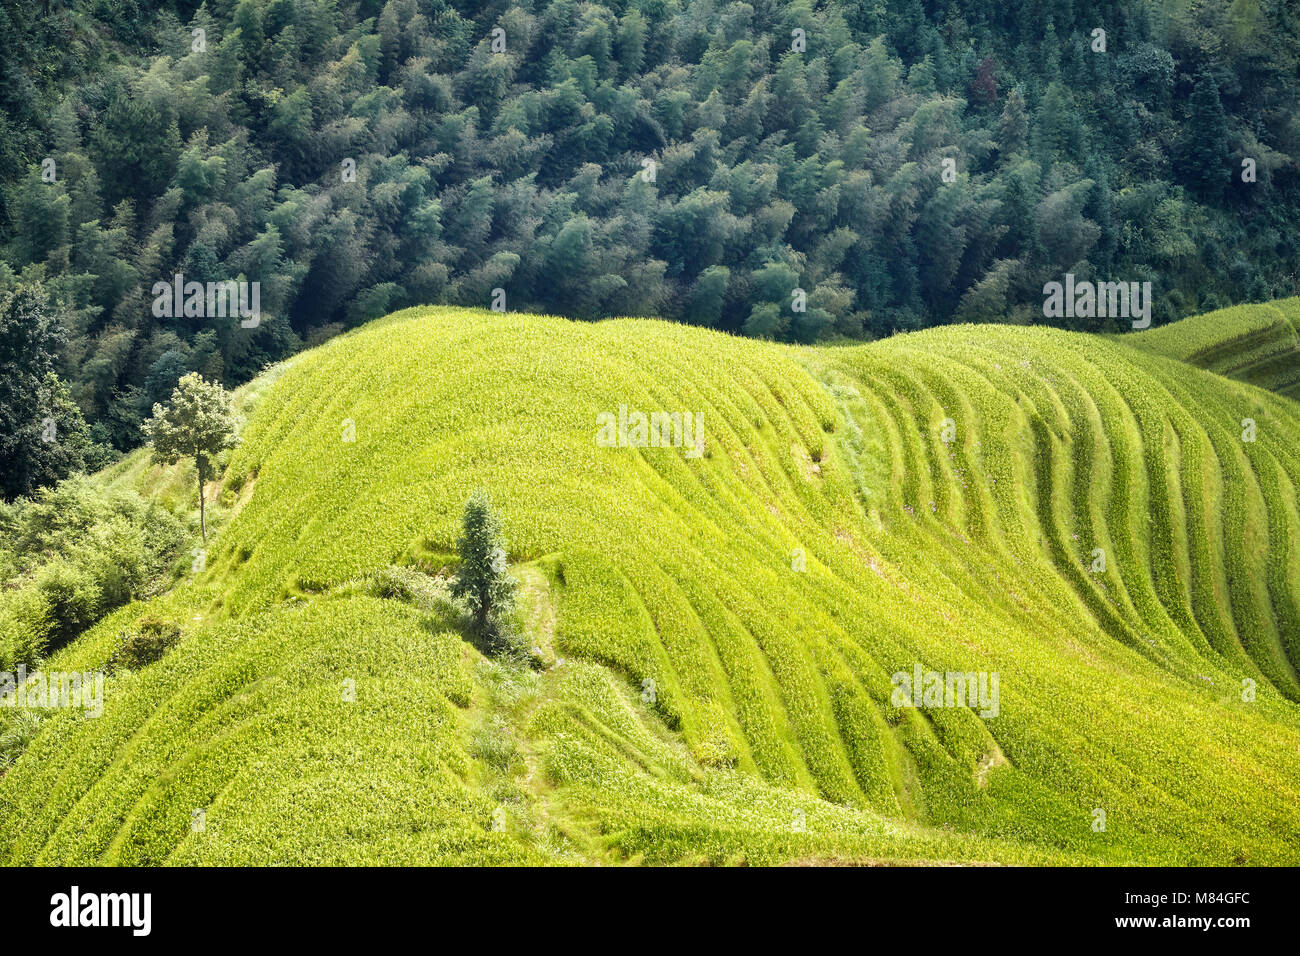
[
  {"x1": 3, "y1": 304, "x2": 1300, "y2": 865},
  {"x1": 1128, "y1": 298, "x2": 1300, "y2": 398}
]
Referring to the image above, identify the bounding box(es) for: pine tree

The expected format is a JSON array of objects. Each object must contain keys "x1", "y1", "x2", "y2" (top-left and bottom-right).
[
  {"x1": 1182, "y1": 70, "x2": 1231, "y2": 200},
  {"x1": 997, "y1": 88, "x2": 1029, "y2": 158},
  {"x1": 451, "y1": 490, "x2": 519, "y2": 654}
]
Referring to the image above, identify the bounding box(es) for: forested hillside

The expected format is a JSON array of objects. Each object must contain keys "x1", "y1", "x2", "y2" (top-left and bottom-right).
[{"x1": 2, "y1": 0, "x2": 1298, "y2": 470}]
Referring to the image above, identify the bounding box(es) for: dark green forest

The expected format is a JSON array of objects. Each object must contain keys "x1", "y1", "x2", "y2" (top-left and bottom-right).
[{"x1": 2, "y1": 0, "x2": 1298, "y2": 493}]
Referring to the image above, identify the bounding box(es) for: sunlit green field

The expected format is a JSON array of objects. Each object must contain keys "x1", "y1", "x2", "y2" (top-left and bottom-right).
[
  {"x1": 4, "y1": 303, "x2": 1300, "y2": 865},
  {"x1": 1129, "y1": 298, "x2": 1300, "y2": 399}
]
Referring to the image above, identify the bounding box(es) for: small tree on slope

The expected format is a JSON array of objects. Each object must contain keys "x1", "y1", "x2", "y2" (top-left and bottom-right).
[
  {"x1": 451, "y1": 490, "x2": 519, "y2": 654},
  {"x1": 142, "y1": 372, "x2": 241, "y2": 542}
]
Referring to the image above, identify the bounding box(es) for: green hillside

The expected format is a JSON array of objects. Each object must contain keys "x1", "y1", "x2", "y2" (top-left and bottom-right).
[
  {"x1": 1128, "y1": 298, "x2": 1300, "y2": 399},
  {"x1": 4, "y1": 304, "x2": 1300, "y2": 865}
]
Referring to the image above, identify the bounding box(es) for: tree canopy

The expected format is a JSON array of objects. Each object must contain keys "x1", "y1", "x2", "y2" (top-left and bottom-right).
[
  {"x1": 2, "y1": 0, "x2": 1297, "y2": 464},
  {"x1": 141, "y1": 371, "x2": 241, "y2": 539}
]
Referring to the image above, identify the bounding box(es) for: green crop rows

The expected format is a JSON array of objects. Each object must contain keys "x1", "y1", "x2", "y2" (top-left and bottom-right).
[{"x1": 4, "y1": 305, "x2": 1299, "y2": 865}]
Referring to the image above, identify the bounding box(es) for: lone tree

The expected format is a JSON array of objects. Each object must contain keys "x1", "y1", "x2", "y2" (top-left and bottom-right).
[
  {"x1": 142, "y1": 372, "x2": 241, "y2": 541},
  {"x1": 451, "y1": 490, "x2": 519, "y2": 653}
]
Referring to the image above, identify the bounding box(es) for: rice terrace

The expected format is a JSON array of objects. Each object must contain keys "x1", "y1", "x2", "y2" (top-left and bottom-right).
[
  {"x1": 2, "y1": 0, "x2": 1299, "y2": 932},
  {"x1": 4, "y1": 302, "x2": 1300, "y2": 868}
]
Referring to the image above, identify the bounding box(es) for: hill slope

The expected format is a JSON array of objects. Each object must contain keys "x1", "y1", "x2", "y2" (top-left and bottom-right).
[
  {"x1": 4, "y1": 306, "x2": 1300, "y2": 865},
  {"x1": 1129, "y1": 298, "x2": 1300, "y2": 399}
]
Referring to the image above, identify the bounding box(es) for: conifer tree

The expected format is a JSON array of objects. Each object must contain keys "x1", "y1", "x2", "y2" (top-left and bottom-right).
[
  {"x1": 1182, "y1": 71, "x2": 1230, "y2": 200},
  {"x1": 451, "y1": 490, "x2": 519, "y2": 654}
]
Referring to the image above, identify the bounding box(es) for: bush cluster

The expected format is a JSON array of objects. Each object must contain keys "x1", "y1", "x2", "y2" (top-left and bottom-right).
[{"x1": 0, "y1": 478, "x2": 187, "y2": 671}]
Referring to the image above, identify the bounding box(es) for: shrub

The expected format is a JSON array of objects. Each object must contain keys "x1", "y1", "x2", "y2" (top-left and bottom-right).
[
  {"x1": 109, "y1": 617, "x2": 183, "y2": 671},
  {"x1": 34, "y1": 559, "x2": 102, "y2": 645},
  {"x1": 0, "y1": 589, "x2": 52, "y2": 672},
  {"x1": 0, "y1": 479, "x2": 189, "y2": 659}
]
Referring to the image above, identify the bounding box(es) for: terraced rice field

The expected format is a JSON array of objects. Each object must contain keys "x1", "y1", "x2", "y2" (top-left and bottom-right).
[
  {"x1": 1129, "y1": 298, "x2": 1300, "y2": 399},
  {"x1": 4, "y1": 304, "x2": 1299, "y2": 865}
]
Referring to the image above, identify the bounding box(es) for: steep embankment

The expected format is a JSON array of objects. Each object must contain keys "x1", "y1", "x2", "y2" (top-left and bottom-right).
[{"x1": 3, "y1": 306, "x2": 1299, "y2": 865}]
